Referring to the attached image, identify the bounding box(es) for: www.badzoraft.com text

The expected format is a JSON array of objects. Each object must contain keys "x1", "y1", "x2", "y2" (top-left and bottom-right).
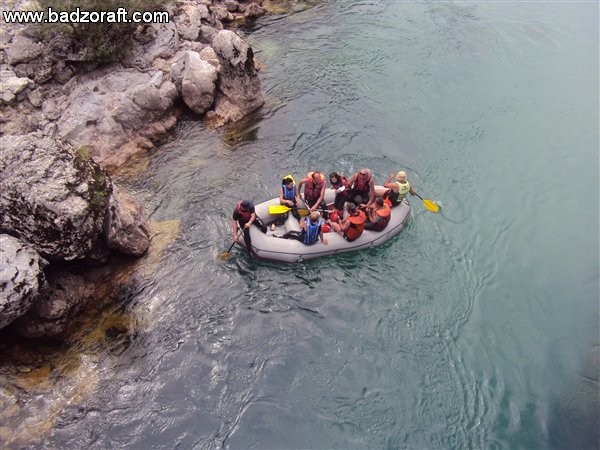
[{"x1": 2, "y1": 7, "x2": 169, "y2": 24}]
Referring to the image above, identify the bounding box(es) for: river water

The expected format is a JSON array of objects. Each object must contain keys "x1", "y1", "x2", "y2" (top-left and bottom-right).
[{"x1": 8, "y1": 1, "x2": 600, "y2": 449}]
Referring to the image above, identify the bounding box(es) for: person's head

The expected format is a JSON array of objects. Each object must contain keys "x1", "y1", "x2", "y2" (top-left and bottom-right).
[
  {"x1": 282, "y1": 177, "x2": 294, "y2": 187},
  {"x1": 396, "y1": 170, "x2": 407, "y2": 181},
  {"x1": 358, "y1": 168, "x2": 370, "y2": 179},
  {"x1": 308, "y1": 211, "x2": 320, "y2": 223},
  {"x1": 375, "y1": 197, "x2": 384, "y2": 207},
  {"x1": 240, "y1": 200, "x2": 253, "y2": 212},
  {"x1": 346, "y1": 202, "x2": 357, "y2": 214},
  {"x1": 329, "y1": 172, "x2": 340, "y2": 184}
]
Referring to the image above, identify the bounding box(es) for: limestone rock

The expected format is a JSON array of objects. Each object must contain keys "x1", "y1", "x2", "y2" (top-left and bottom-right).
[
  {"x1": 180, "y1": 51, "x2": 218, "y2": 114},
  {"x1": 13, "y1": 55, "x2": 54, "y2": 84},
  {"x1": 55, "y1": 69, "x2": 178, "y2": 169},
  {"x1": 0, "y1": 133, "x2": 111, "y2": 261},
  {"x1": 0, "y1": 75, "x2": 33, "y2": 105},
  {"x1": 210, "y1": 30, "x2": 263, "y2": 125},
  {"x1": 104, "y1": 185, "x2": 150, "y2": 257},
  {"x1": 122, "y1": 22, "x2": 179, "y2": 69},
  {"x1": 14, "y1": 273, "x2": 95, "y2": 338},
  {"x1": 244, "y1": 2, "x2": 267, "y2": 19},
  {"x1": 0, "y1": 235, "x2": 47, "y2": 330},
  {"x1": 4, "y1": 35, "x2": 44, "y2": 66}
]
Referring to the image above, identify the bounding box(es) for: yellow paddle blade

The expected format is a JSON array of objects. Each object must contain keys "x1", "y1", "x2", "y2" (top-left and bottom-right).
[
  {"x1": 220, "y1": 251, "x2": 231, "y2": 260},
  {"x1": 423, "y1": 199, "x2": 440, "y2": 213},
  {"x1": 269, "y1": 205, "x2": 291, "y2": 214}
]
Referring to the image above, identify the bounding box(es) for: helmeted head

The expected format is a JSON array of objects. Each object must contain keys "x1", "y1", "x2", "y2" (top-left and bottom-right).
[
  {"x1": 375, "y1": 197, "x2": 384, "y2": 207},
  {"x1": 346, "y1": 202, "x2": 357, "y2": 213},
  {"x1": 396, "y1": 170, "x2": 407, "y2": 181},
  {"x1": 240, "y1": 200, "x2": 253, "y2": 211},
  {"x1": 282, "y1": 177, "x2": 294, "y2": 187},
  {"x1": 308, "y1": 211, "x2": 320, "y2": 222}
]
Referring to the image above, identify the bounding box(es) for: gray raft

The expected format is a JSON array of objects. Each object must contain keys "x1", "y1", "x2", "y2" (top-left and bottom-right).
[{"x1": 238, "y1": 187, "x2": 411, "y2": 263}]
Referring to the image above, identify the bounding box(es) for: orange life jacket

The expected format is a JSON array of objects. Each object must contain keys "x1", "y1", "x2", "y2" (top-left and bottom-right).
[
  {"x1": 373, "y1": 204, "x2": 391, "y2": 226},
  {"x1": 345, "y1": 210, "x2": 366, "y2": 241}
]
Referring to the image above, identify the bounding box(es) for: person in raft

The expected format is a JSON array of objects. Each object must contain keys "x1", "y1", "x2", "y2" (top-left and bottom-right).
[
  {"x1": 375, "y1": 170, "x2": 417, "y2": 207},
  {"x1": 364, "y1": 197, "x2": 391, "y2": 231},
  {"x1": 297, "y1": 171, "x2": 327, "y2": 215},
  {"x1": 347, "y1": 168, "x2": 375, "y2": 208},
  {"x1": 232, "y1": 200, "x2": 267, "y2": 255},
  {"x1": 330, "y1": 202, "x2": 367, "y2": 242},
  {"x1": 328, "y1": 171, "x2": 350, "y2": 213},
  {"x1": 276, "y1": 211, "x2": 328, "y2": 245},
  {"x1": 275, "y1": 176, "x2": 301, "y2": 226}
]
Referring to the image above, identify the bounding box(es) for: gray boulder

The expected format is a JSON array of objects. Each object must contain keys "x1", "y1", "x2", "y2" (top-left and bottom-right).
[
  {"x1": 4, "y1": 34, "x2": 43, "y2": 66},
  {"x1": 105, "y1": 185, "x2": 150, "y2": 256},
  {"x1": 0, "y1": 133, "x2": 111, "y2": 261},
  {"x1": 0, "y1": 74, "x2": 33, "y2": 105},
  {"x1": 244, "y1": 2, "x2": 267, "y2": 19},
  {"x1": 13, "y1": 55, "x2": 54, "y2": 84},
  {"x1": 122, "y1": 22, "x2": 179, "y2": 69},
  {"x1": 179, "y1": 50, "x2": 217, "y2": 114},
  {"x1": 175, "y1": 2, "x2": 209, "y2": 41},
  {"x1": 0, "y1": 235, "x2": 47, "y2": 330},
  {"x1": 210, "y1": 30, "x2": 264, "y2": 125},
  {"x1": 55, "y1": 69, "x2": 178, "y2": 169}
]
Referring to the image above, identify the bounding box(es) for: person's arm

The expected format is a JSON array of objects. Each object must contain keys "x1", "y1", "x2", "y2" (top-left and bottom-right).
[
  {"x1": 367, "y1": 178, "x2": 375, "y2": 205},
  {"x1": 244, "y1": 212, "x2": 256, "y2": 229},
  {"x1": 232, "y1": 219, "x2": 239, "y2": 240},
  {"x1": 366, "y1": 206, "x2": 376, "y2": 222},
  {"x1": 348, "y1": 173, "x2": 358, "y2": 187},
  {"x1": 312, "y1": 183, "x2": 326, "y2": 211},
  {"x1": 279, "y1": 186, "x2": 293, "y2": 206},
  {"x1": 320, "y1": 224, "x2": 328, "y2": 245},
  {"x1": 297, "y1": 178, "x2": 307, "y2": 202},
  {"x1": 340, "y1": 217, "x2": 351, "y2": 232},
  {"x1": 383, "y1": 173, "x2": 396, "y2": 190},
  {"x1": 409, "y1": 186, "x2": 417, "y2": 196},
  {"x1": 299, "y1": 218, "x2": 308, "y2": 232}
]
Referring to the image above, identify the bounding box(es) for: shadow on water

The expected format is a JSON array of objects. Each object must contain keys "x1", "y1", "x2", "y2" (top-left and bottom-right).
[{"x1": 0, "y1": 220, "x2": 180, "y2": 447}]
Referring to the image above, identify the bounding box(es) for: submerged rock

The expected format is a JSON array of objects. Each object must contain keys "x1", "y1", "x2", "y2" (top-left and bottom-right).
[
  {"x1": 0, "y1": 235, "x2": 48, "y2": 329},
  {"x1": 13, "y1": 273, "x2": 95, "y2": 338},
  {"x1": 104, "y1": 185, "x2": 150, "y2": 257}
]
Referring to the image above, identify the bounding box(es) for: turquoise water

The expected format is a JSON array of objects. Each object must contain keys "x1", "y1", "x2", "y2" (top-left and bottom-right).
[{"x1": 41, "y1": 2, "x2": 598, "y2": 448}]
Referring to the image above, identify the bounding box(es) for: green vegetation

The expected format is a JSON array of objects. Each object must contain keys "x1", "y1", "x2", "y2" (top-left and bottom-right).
[{"x1": 35, "y1": 0, "x2": 170, "y2": 64}]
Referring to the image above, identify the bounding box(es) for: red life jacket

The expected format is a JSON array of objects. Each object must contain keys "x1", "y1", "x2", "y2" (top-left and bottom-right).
[
  {"x1": 345, "y1": 210, "x2": 366, "y2": 241},
  {"x1": 353, "y1": 172, "x2": 371, "y2": 192},
  {"x1": 331, "y1": 175, "x2": 348, "y2": 190},
  {"x1": 235, "y1": 201, "x2": 252, "y2": 221},
  {"x1": 304, "y1": 172, "x2": 326, "y2": 200}
]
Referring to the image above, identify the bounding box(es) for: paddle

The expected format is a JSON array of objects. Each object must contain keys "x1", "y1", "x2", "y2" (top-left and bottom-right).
[
  {"x1": 268, "y1": 204, "x2": 329, "y2": 215},
  {"x1": 221, "y1": 231, "x2": 242, "y2": 260},
  {"x1": 413, "y1": 193, "x2": 440, "y2": 213}
]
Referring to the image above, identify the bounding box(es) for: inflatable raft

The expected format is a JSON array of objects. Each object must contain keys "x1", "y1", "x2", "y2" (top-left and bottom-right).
[{"x1": 238, "y1": 187, "x2": 411, "y2": 263}]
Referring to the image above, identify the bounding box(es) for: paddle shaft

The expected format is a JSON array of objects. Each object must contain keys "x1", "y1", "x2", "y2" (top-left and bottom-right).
[{"x1": 224, "y1": 230, "x2": 243, "y2": 254}]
